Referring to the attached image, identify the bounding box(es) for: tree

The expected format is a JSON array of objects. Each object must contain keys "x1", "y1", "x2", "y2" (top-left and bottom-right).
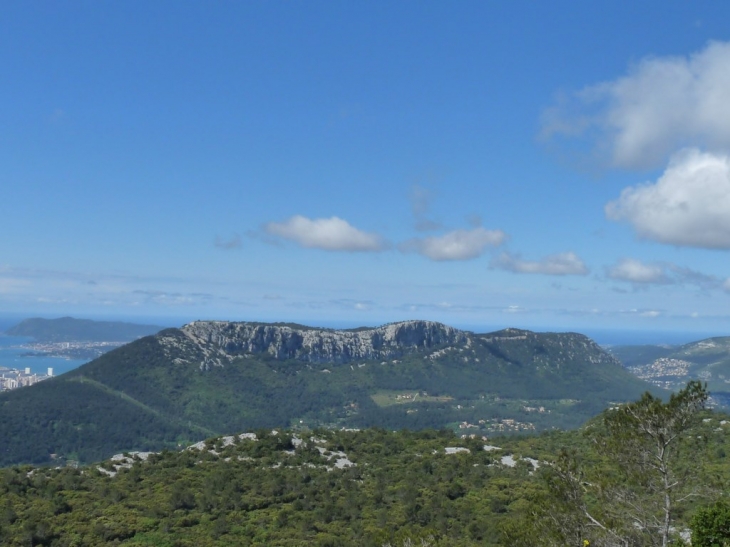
[
  {"x1": 691, "y1": 501, "x2": 730, "y2": 547},
  {"x1": 513, "y1": 381, "x2": 708, "y2": 547},
  {"x1": 600, "y1": 380, "x2": 708, "y2": 547}
]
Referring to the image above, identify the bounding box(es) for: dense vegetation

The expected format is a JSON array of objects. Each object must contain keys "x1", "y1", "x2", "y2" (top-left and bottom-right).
[
  {"x1": 5, "y1": 317, "x2": 164, "y2": 343},
  {"x1": 504, "y1": 381, "x2": 716, "y2": 546},
  {"x1": 1, "y1": 391, "x2": 729, "y2": 547},
  {"x1": 0, "y1": 326, "x2": 657, "y2": 466}
]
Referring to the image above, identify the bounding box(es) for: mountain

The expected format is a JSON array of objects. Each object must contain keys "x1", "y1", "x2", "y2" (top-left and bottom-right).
[
  {"x1": 610, "y1": 336, "x2": 730, "y2": 404},
  {"x1": 5, "y1": 316, "x2": 165, "y2": 343},
  {"x1": 0, "y1": 320, "x2": 659, "y2": 466}
]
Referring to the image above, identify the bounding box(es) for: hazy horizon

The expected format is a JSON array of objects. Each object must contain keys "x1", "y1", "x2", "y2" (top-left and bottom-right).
[{"x1": 1, "y1": 313, "x2": 726, "y2": 348}]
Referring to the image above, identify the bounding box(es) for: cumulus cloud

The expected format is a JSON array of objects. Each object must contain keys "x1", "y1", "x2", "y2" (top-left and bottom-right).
[
  {"x1": 491, "y1": 251, "x2": 589, "y2": 276},
  {"x1": 400, "y1": 227, "x2": 506, "y2": 261},
  {"x1": 606, "y1": 149, "x2": 730, "y2": 249},
  {"x1": 264, "y1": 215, "x2": 386, "y2": 252},
  {"x1": 606, "y1": 257, "x2": 728, "y2": 291},
  {"x1": 543, "y1": 41, "x2": 730, "y2": 168},
  {"x1": 607, "y1": 258, "x2": 671, "y2": 284}
]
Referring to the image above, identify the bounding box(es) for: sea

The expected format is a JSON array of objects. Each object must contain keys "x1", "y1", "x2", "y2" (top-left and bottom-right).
[
  {"x1": 0, "y1": 314, "x2": 179, "y2": 377},
  {"x1": 0, "y1": 334, "x2": 88, "y2": 376}
]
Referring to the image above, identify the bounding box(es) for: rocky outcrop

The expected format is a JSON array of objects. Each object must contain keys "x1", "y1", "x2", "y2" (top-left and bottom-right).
[{"x1": 178, "y1": 320, "x2": 469, "y2": 366}]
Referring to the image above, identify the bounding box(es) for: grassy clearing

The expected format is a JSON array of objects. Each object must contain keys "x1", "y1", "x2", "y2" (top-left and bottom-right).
[{"x1": 371, "y1": 390, "x2": 453, "y2": 407}]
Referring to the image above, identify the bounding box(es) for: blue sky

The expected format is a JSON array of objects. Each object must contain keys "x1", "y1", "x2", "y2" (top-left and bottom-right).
[{"x1": 3, "y1": 1, "x2": 730, "y2": 337}]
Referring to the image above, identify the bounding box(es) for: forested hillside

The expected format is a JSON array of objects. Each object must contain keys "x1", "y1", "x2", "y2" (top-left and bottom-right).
[
  {"x1": 0, "y1": 321, "x2": 658, "y2": 466},
  {"x1": 0, "y1": 386, "x2": 728, "y2": 546}
]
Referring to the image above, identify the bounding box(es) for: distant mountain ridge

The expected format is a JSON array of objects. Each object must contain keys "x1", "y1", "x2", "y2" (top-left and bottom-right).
[
  {"x1": 176, "y1": 319, "x2": 469, "y2": 368},
  {"x1": 5, "y1": 316, "x2": 165, "y2": 343},
  {"x1": 0, "y1": 319, "x2": 657, "y2": 466}
]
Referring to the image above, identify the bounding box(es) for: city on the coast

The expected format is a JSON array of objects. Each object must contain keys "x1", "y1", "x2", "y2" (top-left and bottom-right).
[
  {"x1": 0, "y1": 366, "x2": 54, "y2": 391},
  {"x1": 21, "y1": 340, "x2": 125, "y2": 360}
]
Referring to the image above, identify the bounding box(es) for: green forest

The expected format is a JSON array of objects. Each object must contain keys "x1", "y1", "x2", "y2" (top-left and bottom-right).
[
  {"x1": 1, "y1": 382, "x2": 730, "y2": 546},
  {"x1": 0, "y1": 327, "x2": 657, "y2": 466}
]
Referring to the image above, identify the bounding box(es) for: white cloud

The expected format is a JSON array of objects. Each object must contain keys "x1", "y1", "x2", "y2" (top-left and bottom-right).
[
  {"x1": 606, "y1": 149, "x2": 730, "y2": 249},
  {"x1": 491, "y1": 251, "x2": 588, "y2": 276},
  {"x1": 606, "y1": 258, "x2": 671, "y2": 284},
  {"x1": 607, "y1": 258, "x2": 730, "y2": 292},
  {"x1": 543, "y1": 41, "x2": 730, "y2": 168},
  {"x1": 264, "y1": 215, "x2": 386, "y2": 252},
  {"x1": 400, "y1": 227, "x2": 506, "y2": 261}
]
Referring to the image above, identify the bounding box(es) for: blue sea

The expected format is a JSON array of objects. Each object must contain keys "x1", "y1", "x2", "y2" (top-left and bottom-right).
[
  {"x1": 0, "y1": 314, "x2": 153, "y2": 377},
  {"x1": 0, "y1": 315, "x2": 86, "y2": 375},
  {"x1": 0, "y1": 314, "x2": 181, "y2": 377},
  {"x1": 0, "y1": 334, "x2": 88, "y2": 376}
]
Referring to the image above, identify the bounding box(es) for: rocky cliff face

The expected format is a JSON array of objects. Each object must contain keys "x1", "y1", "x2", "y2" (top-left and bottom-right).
[{"x1": 177, "y1": 320, "x2": 469, "y2": 367}]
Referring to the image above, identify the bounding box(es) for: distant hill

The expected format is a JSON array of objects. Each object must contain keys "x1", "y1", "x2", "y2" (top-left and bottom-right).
[
  {"x1": 0, "y1": 320, "x2": 660, "y2": 466},
  {"x1": 610, "y1": 336, "x2": 730, "y2": 404},
  {"x1": 5, "y1": 316, "x2": 165, "y2": 343}
]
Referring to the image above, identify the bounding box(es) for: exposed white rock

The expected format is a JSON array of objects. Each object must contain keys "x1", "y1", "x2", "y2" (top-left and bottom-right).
[
  {"x1": 186, "y1": 432, "x2": 258, "y2": 452},
  {"x1": 186, "y1": 440, "x2": 208, "y2": 451},
  {"x1": 97, "y1": 451, "x2": 155, "y2": 477},
  {"x1": 171, "y1": 320, "x2": 468, "y2": 369},
  {"x1": 110, "y1": 451, "x2": 153, "y2": 462},
  {"x1": 500, "y1": 455, "x2": 517, "y2": 467},
  {"x1": 333, "y1": 456, "x2": 355, "y2": 469},
  {"x1": 498, "y1": 454, "x2": 540, "y2": 471}
]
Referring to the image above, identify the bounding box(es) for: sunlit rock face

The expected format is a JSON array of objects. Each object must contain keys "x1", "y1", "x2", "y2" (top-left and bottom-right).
[{"x1": 177, "y1": 320, "x2": 469, "y2": 366}]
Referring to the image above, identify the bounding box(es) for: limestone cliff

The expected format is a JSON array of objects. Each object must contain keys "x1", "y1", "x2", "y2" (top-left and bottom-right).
[{"x1": 172, "y1": 320, "x2": 468, "y2": 368}]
